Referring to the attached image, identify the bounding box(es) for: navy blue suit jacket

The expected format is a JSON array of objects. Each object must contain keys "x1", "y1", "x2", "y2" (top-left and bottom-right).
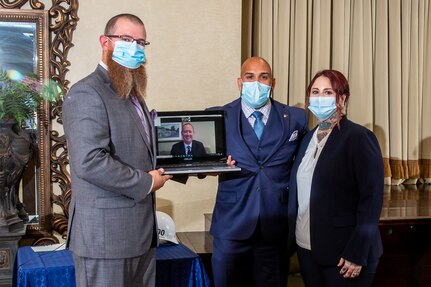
[
  {"x1": 288, "y1": 117, "x2": 384, "y2": 266},
  {"x1": 170, "y1": 140, "x2": 207, "y2": 156},
  {"x1": 210, "y1": 98, "x2": 308, "y2": 241}
]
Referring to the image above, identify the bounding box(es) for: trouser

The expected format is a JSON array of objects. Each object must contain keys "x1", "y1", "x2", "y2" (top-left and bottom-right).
[
  {"x1": 211, "y1": 224, "x2": 289, "y2": 287},
  {"x1": 72, "y1": 248, "x2": 156, "y2": 287},
  {"x1": 297, "y1": 246, "x2": 377, "y2": 287}
]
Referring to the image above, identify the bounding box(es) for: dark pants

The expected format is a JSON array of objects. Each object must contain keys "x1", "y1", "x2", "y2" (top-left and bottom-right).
[
  {"x1": 297, "y1": 246, "x2": 377, "y2": 287},
  {"x1": 211, "y1": 224, "x2": 289, "y2": 287}
]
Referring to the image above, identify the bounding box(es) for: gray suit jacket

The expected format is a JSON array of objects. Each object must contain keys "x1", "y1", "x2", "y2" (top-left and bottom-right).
[{"x1": 63, "y1": 65, "x2": 157, "y2": 259}]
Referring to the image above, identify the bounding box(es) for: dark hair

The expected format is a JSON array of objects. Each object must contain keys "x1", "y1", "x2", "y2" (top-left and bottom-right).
[
  {"x1": 104, "y1": 14, "x2": 144, "y2": 35},
  {"x1": 305, "y1": 69, "x2": 350, "y2": 122}
]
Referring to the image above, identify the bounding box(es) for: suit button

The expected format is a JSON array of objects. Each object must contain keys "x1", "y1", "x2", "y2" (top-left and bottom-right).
[{"x1": 260, "y1": 166, "x2": 264, "y2": 169}]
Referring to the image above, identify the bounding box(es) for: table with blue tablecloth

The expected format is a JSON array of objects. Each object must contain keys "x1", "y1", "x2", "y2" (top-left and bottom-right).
[
  {"x1": 14, "y1": 243, "x2": 210, "y2": 287},
  {"x1": 156, "y1": 243, "x2": 210, "y2": 287}
]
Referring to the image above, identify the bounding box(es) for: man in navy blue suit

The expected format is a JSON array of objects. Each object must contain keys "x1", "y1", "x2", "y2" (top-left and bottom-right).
[
  {"x1": 170, "y1": 123, "x2": 207, "y2": 157},
  {"x1": 209, "y1": 57, "x2": 308, "y2": 287}
]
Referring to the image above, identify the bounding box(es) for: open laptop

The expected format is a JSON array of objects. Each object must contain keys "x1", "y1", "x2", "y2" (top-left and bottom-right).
[{"x1": 154, "y1": 110, "x2": 241, "y2": 175}]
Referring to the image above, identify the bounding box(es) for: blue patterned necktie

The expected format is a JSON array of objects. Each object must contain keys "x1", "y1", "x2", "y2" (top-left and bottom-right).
[
  {"x1": 252, "y1": 111, "x2": 264, "y2": 140},
  {"x1": 186, "y1": 145, "x2": 191, "y2": 156}
]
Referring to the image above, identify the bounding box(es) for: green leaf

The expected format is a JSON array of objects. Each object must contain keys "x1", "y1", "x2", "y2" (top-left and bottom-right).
[{"x1": 0, "y1": 68, "x2": 62, "y2": 127}]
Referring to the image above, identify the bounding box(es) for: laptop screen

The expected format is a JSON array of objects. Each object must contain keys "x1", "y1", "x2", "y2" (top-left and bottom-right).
[{"x1": 154, "y1": 110, "x2": 227, "y2": 165}]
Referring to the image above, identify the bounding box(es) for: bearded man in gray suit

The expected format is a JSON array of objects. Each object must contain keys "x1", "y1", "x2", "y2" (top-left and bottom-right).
[{"x1": 63, "y1": 14, "x2": 171, "y2": 287}]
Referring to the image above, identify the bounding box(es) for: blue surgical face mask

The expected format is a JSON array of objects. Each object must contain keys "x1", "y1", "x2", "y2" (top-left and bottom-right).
[
  {"x1": 308, "y1": 96, "x2": 337, "y2": 121},
  {"x1": 241, "y1": 81, "x2": 271, "y2": 108},
  {"x1": 112, "y1": 41, "x2": 145, "y2": 69}
]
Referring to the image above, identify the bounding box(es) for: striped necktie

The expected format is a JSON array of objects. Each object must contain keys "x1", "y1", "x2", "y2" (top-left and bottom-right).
[{"x1": 186, "y1": 145, "x2": 191, "y2": 156}]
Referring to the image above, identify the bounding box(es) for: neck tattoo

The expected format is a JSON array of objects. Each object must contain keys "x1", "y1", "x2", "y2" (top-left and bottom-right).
[
  {"x1": 318, "y1": 121, "x2": 332, "y2": 130},
  {"x1": 316, "y1": 113, "x2": 338, "y2": 143}
]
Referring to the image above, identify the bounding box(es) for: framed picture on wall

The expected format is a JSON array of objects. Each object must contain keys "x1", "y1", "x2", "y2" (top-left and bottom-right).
[{"x1": 157, "y1": 122, "x2": 181, "y2": 141}]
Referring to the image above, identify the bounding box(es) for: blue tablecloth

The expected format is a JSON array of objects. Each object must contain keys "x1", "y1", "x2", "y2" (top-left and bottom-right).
[
  {"x1": 14, "y1": 243, "x2": 210, "y2": 287},
  {"x1": 15, "y1": 248, "x2": 75, "y2": 287},
  {"x1": 156, "y1": 243, "x2": 210, "y2": 287}
]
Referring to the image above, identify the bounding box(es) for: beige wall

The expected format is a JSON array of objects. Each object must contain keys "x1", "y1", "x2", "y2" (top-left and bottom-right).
[{"x1": 66, "y1": 1, "x2": 242, "y2": 231}]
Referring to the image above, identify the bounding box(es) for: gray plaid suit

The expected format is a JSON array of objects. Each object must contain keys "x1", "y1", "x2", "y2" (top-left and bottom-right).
[{"x1": 63, "y1": 65, "x2": 157, "y2": 286}]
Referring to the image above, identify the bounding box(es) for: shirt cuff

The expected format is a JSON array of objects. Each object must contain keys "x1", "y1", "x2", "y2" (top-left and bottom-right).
[{"x1": 148, "y1": 176, "x2": 154, "y2": 194}]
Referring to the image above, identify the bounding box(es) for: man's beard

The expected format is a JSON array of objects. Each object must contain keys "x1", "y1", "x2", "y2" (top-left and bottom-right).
[{"x1": 106, "y1": 50, "x2": 147, "y2": 100}]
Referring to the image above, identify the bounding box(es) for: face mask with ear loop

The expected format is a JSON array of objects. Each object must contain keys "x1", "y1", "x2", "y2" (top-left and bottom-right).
[
  {"x1": 308, "y1": 96, "x2": 337, "y2": 121},
  {"x1": 241, "y1": 81, "x2": 272, "y2": 108},
  {"x1": 111, "y1": 40, "x2": 146, "y2": 69}
]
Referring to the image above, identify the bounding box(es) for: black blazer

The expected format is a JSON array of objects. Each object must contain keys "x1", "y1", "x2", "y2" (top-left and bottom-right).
[
  {"x1": 288, "y1": 117, "x2": 384, "y2": 267},
  {"x1": 170, "y1": 140, "x2": 207, "y2": 156}
]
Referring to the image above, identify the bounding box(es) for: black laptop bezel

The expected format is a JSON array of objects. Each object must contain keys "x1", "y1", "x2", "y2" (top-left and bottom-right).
[{"x1": 155, "y1": 110, "x2": 227, "y2": 166}]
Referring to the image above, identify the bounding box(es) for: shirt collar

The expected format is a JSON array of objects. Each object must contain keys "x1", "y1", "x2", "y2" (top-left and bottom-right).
[
  {"x1": 241, "y1": 100, "x2": 272, "y2": 121},
  {"x1": 99, "y1": 60, "x2": 108, "y2": 70}
]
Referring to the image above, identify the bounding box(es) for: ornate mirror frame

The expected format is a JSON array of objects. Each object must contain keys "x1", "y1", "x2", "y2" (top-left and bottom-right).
[
  {"x1": 0, "y1": 0, "x2": 78, "y2": 244},
  {"x1": 0, "y1": 8, "x2": 50, "y2": 237}
]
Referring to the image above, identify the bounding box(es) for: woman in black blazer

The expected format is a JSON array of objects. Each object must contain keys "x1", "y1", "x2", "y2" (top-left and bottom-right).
[{"x1": 288, "y1": 70, "x2": 384, "y2": 287}]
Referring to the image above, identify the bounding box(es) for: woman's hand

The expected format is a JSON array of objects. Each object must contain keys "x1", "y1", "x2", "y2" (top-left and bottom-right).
[{"x1": 338, "y1": 258, "x2": 362, "y2": 278}]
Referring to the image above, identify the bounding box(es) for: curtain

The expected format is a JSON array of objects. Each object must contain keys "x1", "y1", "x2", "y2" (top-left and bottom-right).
[{"x1": 243, "y1": 0, "x2": 431, "y2": 185}]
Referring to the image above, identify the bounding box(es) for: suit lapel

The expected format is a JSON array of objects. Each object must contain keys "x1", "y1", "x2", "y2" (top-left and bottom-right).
[
  {"x1": 126, "y1": 99, "x2": 155, "y2": 162},
  {"x1": 141, "y1": 101, "x2": 157, "y2": 168},
  {"x1": 260, "y1": 103, "x2": 291, "y2": 164},
  {"x1": 227, "y1": 100, "x2": 257, "y2": 162},
  {"x1": 228, "y1": 100, "x2": 292, "y2": 164},
  {"x1": 96, "y1": 65, "x2": 155, "y2": 164}
]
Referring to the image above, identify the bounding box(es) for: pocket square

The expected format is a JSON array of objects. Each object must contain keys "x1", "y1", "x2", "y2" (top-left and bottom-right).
[{"x1": 289, "y1": 130, "x2": 298, "y2": 142}]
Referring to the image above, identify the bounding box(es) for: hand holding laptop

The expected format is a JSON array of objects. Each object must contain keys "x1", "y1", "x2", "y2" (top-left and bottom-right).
[
  {"x1": 226, "y1": 155, "x2": 236, "y2": 166},
  {"x1": 196, "y1": 155, "x2": 237, "y2": 179},
  {"x1": 149, "y1": 168, "x2": 172, "y2": 192}
]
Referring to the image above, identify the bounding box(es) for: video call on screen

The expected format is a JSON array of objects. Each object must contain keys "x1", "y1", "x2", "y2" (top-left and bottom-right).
[{"x1": 155, "y1": 115, "x2": 225, "y2": 158}]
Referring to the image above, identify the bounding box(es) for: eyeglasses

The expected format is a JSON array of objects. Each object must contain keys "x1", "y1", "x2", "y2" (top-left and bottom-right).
[{"x1": 105, "y1": 34, "x2": 150, "y2": 47}]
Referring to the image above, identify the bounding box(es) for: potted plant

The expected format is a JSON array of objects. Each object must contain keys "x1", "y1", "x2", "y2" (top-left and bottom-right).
[
  {"x1": 0, "y1": 69, "x2": 62, "y2": 232},
  {"x1": 0, "y1": 69, "x2": 61, "y2": 128}
]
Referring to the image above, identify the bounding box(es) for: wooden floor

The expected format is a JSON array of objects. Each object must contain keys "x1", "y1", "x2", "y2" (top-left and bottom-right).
[{"x1": 178, "y1": 184, "x2": 431, "y2": 287}]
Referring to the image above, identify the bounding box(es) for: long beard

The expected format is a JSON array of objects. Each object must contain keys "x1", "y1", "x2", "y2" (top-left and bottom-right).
[{"x1": 106, "y1": 50, "x2": 147, "y2": 100}]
